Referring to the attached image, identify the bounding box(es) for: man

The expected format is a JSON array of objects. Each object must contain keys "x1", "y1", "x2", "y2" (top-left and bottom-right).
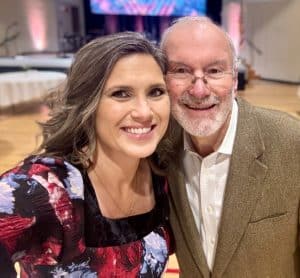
[{"x1": 161, "y1": 16, "x2": 300, "y2": 277}]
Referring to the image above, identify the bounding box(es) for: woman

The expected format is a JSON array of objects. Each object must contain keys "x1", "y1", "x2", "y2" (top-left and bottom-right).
[{"x1": 0, "y1": 32, "x2": 172, "y2": 277}]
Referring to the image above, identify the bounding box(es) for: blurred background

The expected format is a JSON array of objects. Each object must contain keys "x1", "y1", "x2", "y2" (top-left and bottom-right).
[
  {"x1": 1, "y1": 0, "x2": 300, "y2": 84},
  {"x1": 0, "y1": 1, "x2": 300, "y2": 276}
]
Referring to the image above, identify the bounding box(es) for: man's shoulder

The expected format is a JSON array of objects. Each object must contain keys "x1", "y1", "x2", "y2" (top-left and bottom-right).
[{"x1": 238, "y1": 97, "x2": 300, "y2": 134}]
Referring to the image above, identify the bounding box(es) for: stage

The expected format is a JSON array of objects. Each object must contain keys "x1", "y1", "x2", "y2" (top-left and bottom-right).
[{"x1": 0, "y1": 55, "x2": 73, "y2": 73}]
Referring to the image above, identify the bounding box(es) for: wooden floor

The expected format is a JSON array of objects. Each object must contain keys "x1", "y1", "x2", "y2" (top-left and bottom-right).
[{"x1": 1, "y1": 79, "x2": 300, "y2": 277}]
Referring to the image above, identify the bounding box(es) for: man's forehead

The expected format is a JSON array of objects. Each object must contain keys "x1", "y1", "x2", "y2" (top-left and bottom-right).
[
  {"x1": 163, "y1": 22, "x2": 233, "y2": 61},
  {"x1": 167, "y1": 21, "x2": 218, "y2": 38},
  {"x1": 173, "y1": 19, "x2": 211, "y2": 29}
]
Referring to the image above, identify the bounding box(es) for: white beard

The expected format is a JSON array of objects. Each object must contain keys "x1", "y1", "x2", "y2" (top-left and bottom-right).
[{"x1": 171, "y1": 89, "x2": 235, "y2": 137}]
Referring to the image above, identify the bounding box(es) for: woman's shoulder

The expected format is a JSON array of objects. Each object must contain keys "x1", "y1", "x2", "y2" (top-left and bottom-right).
[
  {"x1": 0, "y1": 156, "x2": 87, "y2": 272},
  {"x1": 0, "y1": 155, "x2": 85, "y2": 208}
]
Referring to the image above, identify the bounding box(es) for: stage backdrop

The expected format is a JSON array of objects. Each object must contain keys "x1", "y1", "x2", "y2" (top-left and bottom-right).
[{"x1": 90, "y1": 0, "x2": 206, "y2": 16}]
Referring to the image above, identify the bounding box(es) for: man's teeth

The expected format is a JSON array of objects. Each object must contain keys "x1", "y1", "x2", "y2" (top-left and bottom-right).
[
  {"x1": 125, "y1": 127, "x2": 152, "y2": 134},
  {"x1": 186, "y1": 103, "x2": 214, "y2": 109}
]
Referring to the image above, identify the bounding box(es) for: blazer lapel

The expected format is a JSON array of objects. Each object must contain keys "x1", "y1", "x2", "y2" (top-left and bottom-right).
[
  {"x1": 168, "y1": 156, "x2": 210, "y2": 277},
  {"x1": 212, "y1": 98, "x2": 268, "y2": 277}
]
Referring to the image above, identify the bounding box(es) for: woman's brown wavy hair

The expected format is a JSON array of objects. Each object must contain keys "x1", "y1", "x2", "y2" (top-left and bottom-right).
[{"x1": 37, "y1": 32, "x2": 168, "y2": 168}]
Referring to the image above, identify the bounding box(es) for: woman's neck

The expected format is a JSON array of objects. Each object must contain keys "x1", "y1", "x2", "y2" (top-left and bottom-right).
[
  {"x1": 88, "y1": 153, "x2": 153, "y2": 218},
  {"x1": 90, "y1": 144, "x2": 141, "y2": 191}
]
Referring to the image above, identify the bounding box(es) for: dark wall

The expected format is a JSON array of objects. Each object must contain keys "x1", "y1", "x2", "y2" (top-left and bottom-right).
[{"x1": 206, "y1": 0, "x2": 222, "y2": 24}]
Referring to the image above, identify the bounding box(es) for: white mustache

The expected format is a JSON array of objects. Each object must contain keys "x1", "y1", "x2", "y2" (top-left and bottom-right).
[{"x1": 179, "y1": 94, "x2": 220, "y2": 108}]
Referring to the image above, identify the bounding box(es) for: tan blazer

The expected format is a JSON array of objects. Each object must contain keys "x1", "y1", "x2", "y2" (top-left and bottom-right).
[{"x1": 167, "y1": 97, "x2": 300, "y2": 277}]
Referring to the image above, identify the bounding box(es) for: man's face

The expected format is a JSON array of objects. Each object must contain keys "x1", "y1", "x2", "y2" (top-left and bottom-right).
[{"x1": 164, "y1": 22, "x2": 237, "y2": 138}]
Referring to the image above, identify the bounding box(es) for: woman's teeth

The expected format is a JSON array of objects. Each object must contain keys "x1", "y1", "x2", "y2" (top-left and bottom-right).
[{"x1": 125, "y1": 127, "x2": 152, "y2": 134}]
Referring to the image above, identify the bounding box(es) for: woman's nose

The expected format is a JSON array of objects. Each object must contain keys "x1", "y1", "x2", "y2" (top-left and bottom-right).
[{"x1": 130, "y1": 98, "x2": 153, "y2": 121}]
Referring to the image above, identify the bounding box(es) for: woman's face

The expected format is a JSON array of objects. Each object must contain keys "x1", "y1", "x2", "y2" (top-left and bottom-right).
[{"x1": 95, "y1": 53, "x2": 170, "y2": 160}]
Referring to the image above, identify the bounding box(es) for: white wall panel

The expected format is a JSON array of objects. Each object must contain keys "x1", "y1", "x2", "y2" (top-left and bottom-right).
[
  {"x1": 225, "y1": 0, "x2": 300, "y2": 82},
  {"x1": 0, "y1": 0, "x2": 85, "y2": 56}
]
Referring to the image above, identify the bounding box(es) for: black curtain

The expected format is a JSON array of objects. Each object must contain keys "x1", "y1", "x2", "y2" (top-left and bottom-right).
[{"x1": 206, "y1": 0, "x2": 222, "y2": 24}]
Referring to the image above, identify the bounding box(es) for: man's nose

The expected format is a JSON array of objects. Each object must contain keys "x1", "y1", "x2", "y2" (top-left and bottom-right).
[{"x1": 189, "y1": 75, "x2": 210, "y2": 98}]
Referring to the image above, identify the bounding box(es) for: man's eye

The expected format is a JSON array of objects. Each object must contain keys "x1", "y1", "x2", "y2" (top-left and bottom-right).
[
  {"x1": 174, "y1": 67, "x2": 190, "y2": 74},
  {"x1": 206, "y1": 68, "x2": 223, "y2": 75},
  {"x1": 111, "y1": 90, "x2": 130, "y2": 98},
  {"x1": 149, "y1": 88, "x2": 167, "y2": 97}
]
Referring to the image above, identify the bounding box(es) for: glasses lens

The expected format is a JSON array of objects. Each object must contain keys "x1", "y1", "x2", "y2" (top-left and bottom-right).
[
  {"x1": 167, "y1": 72, "x2": 192, "y2": 86},
  {"x1": 167, "y1": 70, "x2": 233, "y2": 88}
]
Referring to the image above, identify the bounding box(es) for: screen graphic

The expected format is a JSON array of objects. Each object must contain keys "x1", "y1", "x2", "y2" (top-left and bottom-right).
[{"x1": 90, "y1": 0, "x2": 206, "y2": 16}]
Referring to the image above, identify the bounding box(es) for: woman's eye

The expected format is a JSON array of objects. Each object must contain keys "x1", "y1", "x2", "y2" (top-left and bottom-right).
[
  {"x1": 111, "y1": 90, "x2": 130, "y2": 98},
  {"x1": 149, "y1": 88, "x2": 166, "y2": 97}
]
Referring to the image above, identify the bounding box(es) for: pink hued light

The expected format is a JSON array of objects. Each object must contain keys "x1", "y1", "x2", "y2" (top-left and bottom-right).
[{"x1": 27, "y1": 3, "x2": 46, "y2": 51}]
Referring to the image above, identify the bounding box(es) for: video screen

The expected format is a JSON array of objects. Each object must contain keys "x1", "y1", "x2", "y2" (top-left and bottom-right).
[{"x1": 90, "y1": 0, "x2": 206, "y2": 16}]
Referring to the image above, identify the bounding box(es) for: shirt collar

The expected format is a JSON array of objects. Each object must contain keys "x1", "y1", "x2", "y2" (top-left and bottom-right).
[
  {"x1": 183, "y1": 99, "x2": 239, "y2": 156},
  {"x1": 218, "y1": 99, "x2": 238, "y2": 155}
]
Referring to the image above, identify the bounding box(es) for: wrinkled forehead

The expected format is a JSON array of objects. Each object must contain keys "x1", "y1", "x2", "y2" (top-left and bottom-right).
[{"x1": 162, "y1": 21, "x2": 234, "y2": 65}]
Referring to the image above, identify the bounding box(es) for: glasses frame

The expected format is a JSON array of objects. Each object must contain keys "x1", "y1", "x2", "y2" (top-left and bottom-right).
[{"x1": 166, "y1": 68, "x2": 235, "y2": 86}]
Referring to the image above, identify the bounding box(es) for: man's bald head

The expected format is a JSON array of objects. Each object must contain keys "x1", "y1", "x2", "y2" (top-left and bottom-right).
[{"x1": 161, "y1": 16, "x2": 237, "y2": 68}]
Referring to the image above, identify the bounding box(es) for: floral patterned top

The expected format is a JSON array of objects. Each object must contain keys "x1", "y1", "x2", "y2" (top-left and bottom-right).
[{"x1": 0, "y1": 156, "x2": 173, "y2": 277}]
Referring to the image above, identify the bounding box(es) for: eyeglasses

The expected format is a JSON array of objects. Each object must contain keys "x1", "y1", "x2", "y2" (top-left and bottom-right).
[{"x1": 166, "y1": 66, "x2": 234, "y2": 88}]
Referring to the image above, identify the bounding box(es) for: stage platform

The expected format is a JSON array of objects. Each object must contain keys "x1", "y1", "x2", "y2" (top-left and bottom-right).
[{"x1": 0, "y1": 55, "x2": 73, "y2": 73}]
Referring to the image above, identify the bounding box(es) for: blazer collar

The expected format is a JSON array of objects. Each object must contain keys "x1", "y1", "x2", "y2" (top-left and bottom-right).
[
  {"x1": 168, "y1": 152, "x2": 211, "y2": 277},
  {"x1": 212, "y1": 97, "x2": 268, "y2": 276}
]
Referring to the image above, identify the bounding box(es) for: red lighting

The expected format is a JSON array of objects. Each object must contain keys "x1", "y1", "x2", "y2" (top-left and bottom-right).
[{"x1": 26, "y1": 2, "x2": 46, "y2": 51}]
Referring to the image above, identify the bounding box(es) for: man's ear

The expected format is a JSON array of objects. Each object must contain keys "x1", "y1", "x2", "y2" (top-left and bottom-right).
[{"x1": 233, "y1": 71, "x2": 238, "y2": 95}]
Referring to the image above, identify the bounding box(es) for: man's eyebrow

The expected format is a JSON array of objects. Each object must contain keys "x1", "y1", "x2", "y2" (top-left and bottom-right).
[
  {"x1": 206, "y1": 59, "x2": 228, "y2": 67},
  {"x1": 167, "y1": 61, "x2": 190, "y2": 67},
  {"x1": 168, "y1": 59, "x2": 229, "y2": 67}
]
